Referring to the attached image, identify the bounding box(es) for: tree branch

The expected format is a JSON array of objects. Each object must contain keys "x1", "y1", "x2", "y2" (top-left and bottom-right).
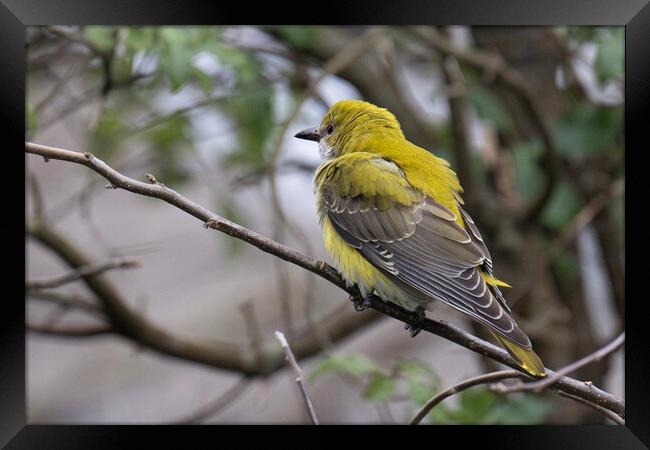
[
  {"x1": 275, "y1": 331, "x2": 319, "y2": 424},
  {"x1": 27, "y1": 215, "x2": 381, "y2": 376},
  {"x1": 26, "y1": 256, "x2": 140, "y2": 291},
  {"x1": 28, "y1": 322, "x2": 113, "y2": 337},
  {"x1": 25, "y1": 141, "x2": 625, "y2": 417},
  {"x1": 28, "y1": 291, "x2": 104, "y2": 318}
]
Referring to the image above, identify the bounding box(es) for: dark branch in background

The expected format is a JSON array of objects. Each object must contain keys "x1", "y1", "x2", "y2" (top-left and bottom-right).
[
  {"x1": 274, "y1": 331, "x2": 319, "y2": 425},
  {"x1": 438, "y1": 35, "x2": 480, "y2": 213},
  {"x1": 26, "y1": 256, "x2": 140, "y2": 291},
  {"x1": 28, "y1": 291, "x2": 104, "y2": 319},
  {"x1": 27, "y1": 218, "x2": 382, "y2": 376},
  {"x1": 24, "y1": 142, "x2": 625, "y2": 418},
  {"x1": 28, "y1": 322, "x2": 112, "y2": 337},
  {"x1": 412, "y1": 27, "x2": 560, "y2": 225}
]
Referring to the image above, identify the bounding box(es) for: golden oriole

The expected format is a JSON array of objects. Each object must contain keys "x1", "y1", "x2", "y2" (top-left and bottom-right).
[{"x1": 295, "y1": 99, "x2": 545, "y2": 378}]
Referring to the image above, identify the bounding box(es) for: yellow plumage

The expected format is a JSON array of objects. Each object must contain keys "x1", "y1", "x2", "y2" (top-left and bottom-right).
[{"x1": 297, "y1": 99, "x2": 545, "y2": 378}]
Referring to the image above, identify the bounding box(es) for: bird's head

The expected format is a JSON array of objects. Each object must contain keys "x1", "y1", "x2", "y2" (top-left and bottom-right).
[{"x1": 295, "y1": 99, "x2": 403, "y2": 159}]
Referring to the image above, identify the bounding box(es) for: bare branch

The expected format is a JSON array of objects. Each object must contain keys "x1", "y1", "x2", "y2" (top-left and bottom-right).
[
  {"x1": 28, "y1": 291, "x2": 104, "y2": 318},
  {"x1": 275, "y1": 331, "x2": 319, "y2": 425},
  {"x1": 547, "y1": 179, "x2": 624, "y2": 261},
  {"x1": 28, "y1": 322, "x2": 112, "y2": 337},
  {"x1": 410, "y1": 370, "x2": 525, "y2": 425},
  {"x1": 27, "y1": 217, "x2": 381, "y2": 376},
  {"x1": 555, "y1": 391, "x2": 625, "y2": 426},
  {"x1": 26, "y1": 256, "x2": 140, "y2": 291},
  {"x1": 25, "y1": 141, "x2": 625, "y2": 417},
  {"x1": 172, "y1": 377, "x2": 252, "y2": 424},
  {"x1": 492, "y1": 332, "x2": 624, "y2": 395},
  {"x1": 438, "y1": 34, "x2": 479, "y2": 210}
]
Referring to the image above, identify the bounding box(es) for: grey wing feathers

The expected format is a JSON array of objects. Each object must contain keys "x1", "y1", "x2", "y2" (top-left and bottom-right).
[
  {"x1": 457, "y1": 206, "x2": 512, "y2": 314},
  {"x1": 323, "y1": 173, "x2": 529, "y2": 348}
]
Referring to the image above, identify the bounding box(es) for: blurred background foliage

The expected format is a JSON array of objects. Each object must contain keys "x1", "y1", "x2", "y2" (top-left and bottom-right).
[{"x1": 26, "y1": 25, "x2": 623, "y2": 424}]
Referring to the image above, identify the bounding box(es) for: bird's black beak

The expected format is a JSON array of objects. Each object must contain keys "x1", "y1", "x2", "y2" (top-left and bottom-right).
[{"x1": 294, "y1": 127, "x2": 321, "y2": 142}]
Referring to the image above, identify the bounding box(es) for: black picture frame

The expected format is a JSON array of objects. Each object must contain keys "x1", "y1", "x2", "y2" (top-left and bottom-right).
[{"x1": 4, "y1": 0, "x2": 646, "y2": 447}]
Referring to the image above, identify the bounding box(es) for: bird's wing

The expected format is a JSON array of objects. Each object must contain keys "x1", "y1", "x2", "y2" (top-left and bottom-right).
[{"x1": 320, "y1": 155, "x2": 529, "y2": 347}]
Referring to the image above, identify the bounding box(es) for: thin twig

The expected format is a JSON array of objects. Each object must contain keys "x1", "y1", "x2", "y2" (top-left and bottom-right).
[
  {"x1": 274, "y1": 331, "x2": 319, "y2": 424},
  {"x1": 24, "y1": 141, "x2": 625, "y2": 417},
  {"x1": 172, "y1": 377, "x2": 252, "y2": 424},
  {"x1": 28, "y1": 173, "x2": 45, "y2": 220},
  {"x1": 492, "y1": 332, "x2": 625, "y2": 395},
  {"x1": 410, "y1": 370, "x2": 525, "y2": 425},
  {"x1": 28, "y1": 291, "x2": 104, "y2": 318},
  {"x1": 28, "y1": 322, "x2": 112, "y2": 337},
  {"x1": 26, "y1": 256, "x2": 140, "y2": 291},
  {"x1": 546, "y1": 180, "x2": 624, "y2": 262},
  {"x1": 554, "y1": 390, "x2": 625, "y2": 425}
]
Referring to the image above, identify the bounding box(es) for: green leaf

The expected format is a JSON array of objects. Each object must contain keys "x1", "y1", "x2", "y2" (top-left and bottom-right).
[
  {"x1": 158, "y1": 28, "x2": 192, "y2": 92},
  {"x1": 395, "y1": 359, "x2": 440, "y2": 405},
  {"x1": 595, "y1": 28, "x2": 624, "y2": 84},
  {"x1": 456, "y1": 388, "x2": 496, "y2": 422},
  {"x1": 90, "y1": 108, "x2": 124, "y2": 157},
  {"x1": 144, "y1": 114, "x2": 190, "y2": 149},
  {"x1": 407, "y1": 380, "x2": 438, "y2": 405},
  {"x1": 191, "y1": 66, "x2": 214, "y2": 95},
  {"x1": 483, "y1": 394, "x2": 552, "y2": 424},
  {"x1": 552, "y1": 104, "x2": 622, "y2": 157},
  {"x1": 222, "y1": 85, "x2": 274, "y2": 169},
  {"x1": 309, "y1": 354, "x2": 384, "y2": 381},
  {"x1": 83, "y1": 26, "x2": 115, "y2": 52},
  {"x1": 124, "y1": 27, "x2": 159, "y2": 52},
  {"x1": 511, "y1": 139, "x2": 544, "y2": 202},
  {"x1": 468, "y1": 86, "x2": 513, "y2": 133},
  {"x1": 540, "y1": 180, "x2": 584, "y2": 231},
  {"x1": 427, "y1": 403, "x2": 454, "y2": 424},
  {"x1": 142, "y1": 114, "x2": 192, "y2": 185},
  {"x1": 395, "y1": 359, "x2": 435, "y2": 378},
  {"x1": 431, "y1": 123, "x2": 452, "y2": 154},
  {"x1": 363, "y1": 374, "x2": 396, "y2": 402},
  {"x1": 552, "y1": 251, "x2": 579, "y2": 286},
  {"x1": 26, "y1": 103, "x2": 37, "y2": 137},
  {"x1": 274, "y1": 26, "x2": 316, "y2": 49},
  {"x1": 609, "y1": 189, "x2": 624, "y2": 247}
]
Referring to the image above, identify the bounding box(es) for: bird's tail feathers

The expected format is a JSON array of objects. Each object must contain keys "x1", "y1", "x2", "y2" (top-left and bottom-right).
[{"x1": 490, "y1": 331, "x2": 546, "y2": 378}]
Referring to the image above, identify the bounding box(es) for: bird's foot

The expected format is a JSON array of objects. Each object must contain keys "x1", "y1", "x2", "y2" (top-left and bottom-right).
[
  {"x1": 352, "y1": 295, "x2": 372, "y2": 312},
  {"x1": 404, "y1": 306, "x2": 426, "y2": 338}
]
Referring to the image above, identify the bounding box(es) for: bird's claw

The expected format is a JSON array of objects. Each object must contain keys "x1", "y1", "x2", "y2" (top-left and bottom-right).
[
  {"x1": 353, "y1": 296, "x2": 372, "y2": 312},
  {"x1": 404, "y1": 306, "x2": 426, "y2": 338}
]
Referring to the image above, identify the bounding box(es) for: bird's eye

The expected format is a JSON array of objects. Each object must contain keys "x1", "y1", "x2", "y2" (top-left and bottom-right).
[{"x1": 326, "y1": 124, "x2": 334, "y2": 135}]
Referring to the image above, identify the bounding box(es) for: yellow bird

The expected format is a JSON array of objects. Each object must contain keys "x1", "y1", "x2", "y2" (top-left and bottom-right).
[{"x1": 295, "y1": 99, "x2": 545, "y2": 378}]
